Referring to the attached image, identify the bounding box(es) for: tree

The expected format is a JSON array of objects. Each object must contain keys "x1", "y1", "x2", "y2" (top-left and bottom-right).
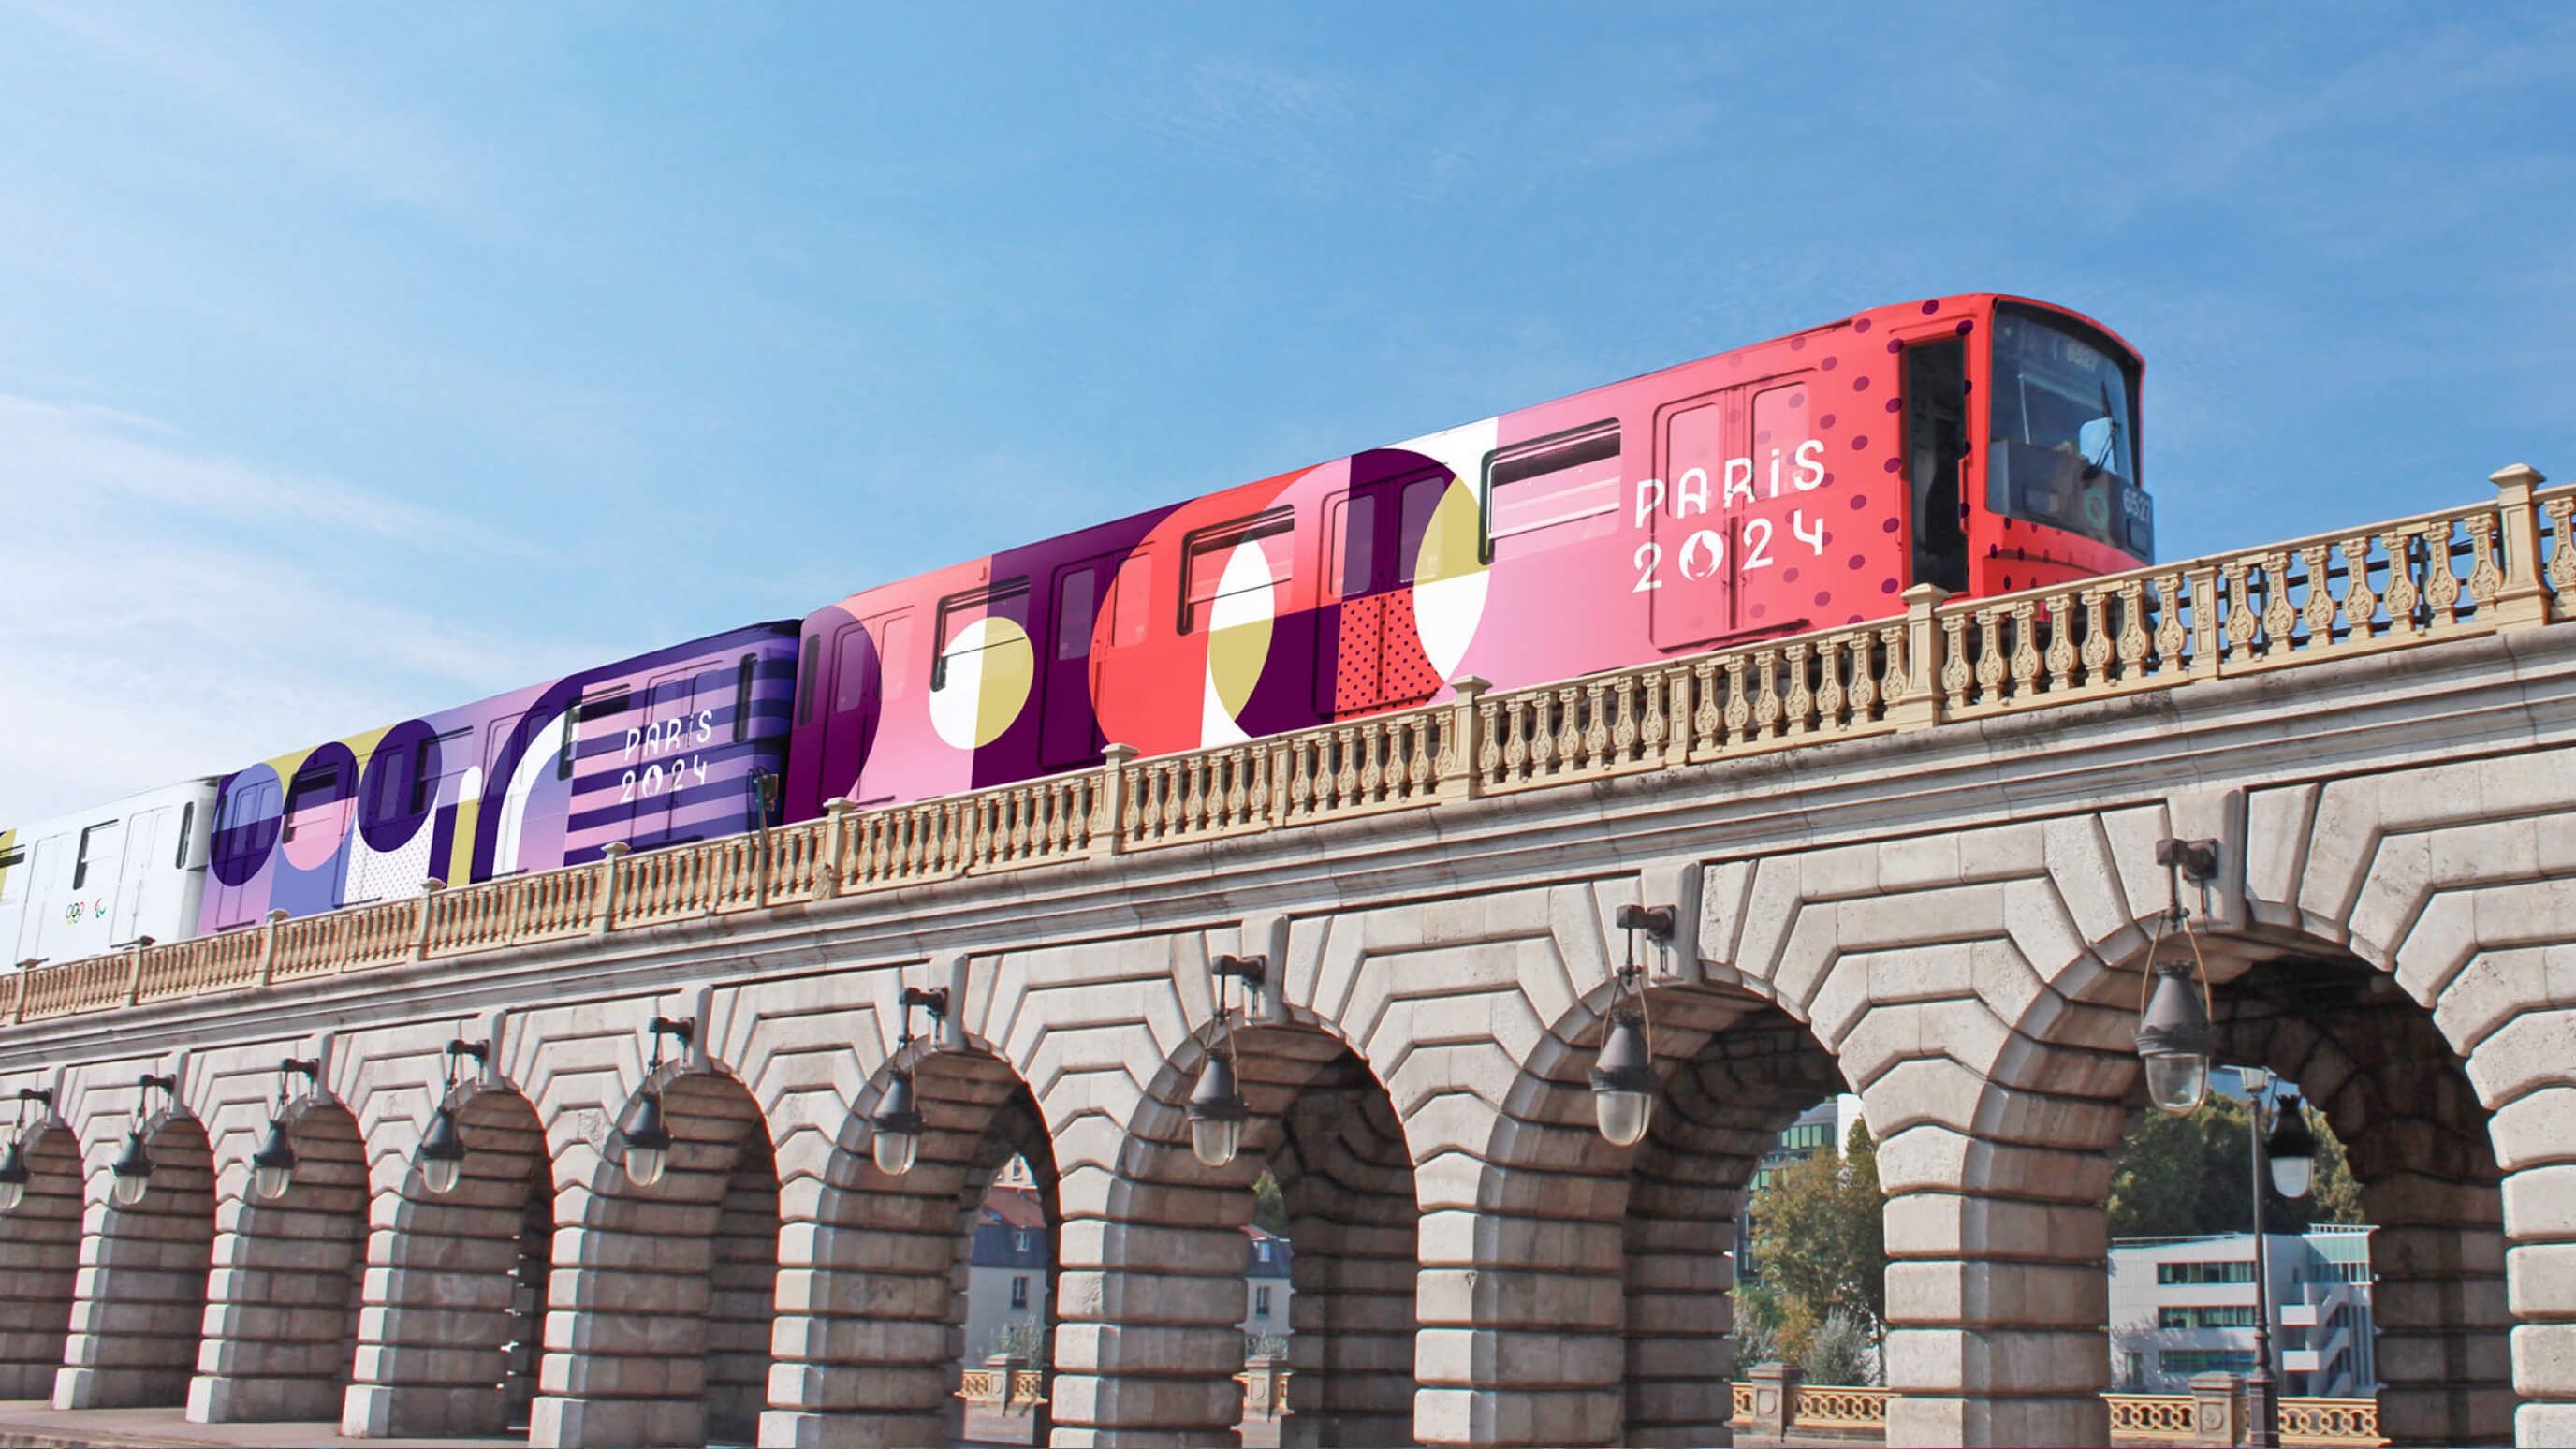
[
  {"x1": 2107, "y1": 1094, "x2": 2364, "y2": 1237},
  {"x1": 1745, "y1": 1120, "x2": 1887, "y2": 1372},
  {"x1": 1251, "y1": 1170, "x2": 1289, "y2": 1235}
]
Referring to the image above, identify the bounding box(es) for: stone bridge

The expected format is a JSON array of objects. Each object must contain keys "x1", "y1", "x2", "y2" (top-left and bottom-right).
[{"x1": 3, "y1": 468, "x2": 2574, "y2": 1448}]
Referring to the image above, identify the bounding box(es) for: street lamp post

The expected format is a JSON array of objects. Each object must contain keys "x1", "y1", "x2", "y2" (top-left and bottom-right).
[{"x1": 2233, "y1": 1065, "x2": 2320, "y2": 1449}]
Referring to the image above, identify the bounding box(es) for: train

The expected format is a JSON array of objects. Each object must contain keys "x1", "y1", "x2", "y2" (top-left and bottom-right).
[{"x1": 1, "y1": 293, "x2": 2147, "y2": 968}]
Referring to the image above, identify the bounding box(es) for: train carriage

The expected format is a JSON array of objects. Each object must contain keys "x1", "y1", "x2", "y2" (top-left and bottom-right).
[
  {"x1": 198, "y1": 622, "x2": 801, "y2": 933},
  {"x1": 785, "y1": 293, "x2": 2148, "y2": 818},
  {"x1": 0, "y1": 779, "x2": 221, "y2": 969}
]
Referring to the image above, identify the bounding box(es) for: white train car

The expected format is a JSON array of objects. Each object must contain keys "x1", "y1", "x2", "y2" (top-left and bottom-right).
[{"x1": 0, "y1": 778, "x2": 220, "y2": 970}]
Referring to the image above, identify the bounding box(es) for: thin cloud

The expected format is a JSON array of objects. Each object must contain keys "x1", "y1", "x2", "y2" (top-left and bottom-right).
[{"x1": 4, "y1": 0, "x2": 484, "y2": 225}]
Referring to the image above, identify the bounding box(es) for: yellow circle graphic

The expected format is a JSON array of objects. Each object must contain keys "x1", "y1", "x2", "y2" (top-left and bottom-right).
[{"x1": 929, "y1": 616, "x2": 1035, "y2": 750}]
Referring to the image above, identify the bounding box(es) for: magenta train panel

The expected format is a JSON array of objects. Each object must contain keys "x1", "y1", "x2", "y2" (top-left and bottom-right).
[
  {"x1": 198, "y1": 624, "x2": 799, "y2": 933},
  {"x1": 783, "y1": 294, "x2": 2148, "y2": 819}
]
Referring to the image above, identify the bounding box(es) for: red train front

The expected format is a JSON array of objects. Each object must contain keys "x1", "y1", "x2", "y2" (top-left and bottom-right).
[{"x1": 785, "y1": 293, "x2": 2148, "y2": 816}]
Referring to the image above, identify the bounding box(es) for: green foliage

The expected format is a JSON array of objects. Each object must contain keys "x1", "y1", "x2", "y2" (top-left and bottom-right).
[
  {"x1": 1251, "y1": 1171, "x2": 1289, "y2": 1235},
  {"x1": 1802, "y1": 1308, "x2": 1881, "y2": 1386},
  {"x1": 987, "y1": 1317, "x2": 1048, "y2": 1361},
  {"x1": 2107, "y1": 1093, "x2": 2364, "y2": 1237},
  {"x1": 1745, "y1": 1115, "x2": 1887, "y2": 1368}
]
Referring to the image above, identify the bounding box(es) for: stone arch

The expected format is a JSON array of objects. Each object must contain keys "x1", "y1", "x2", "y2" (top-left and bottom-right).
[
  {"x1": 0, "y1": 1118, "x2": 81, "y2": 1397},
  {"x1": 531, "y1": 1061, "x2": 777, "y2": 1449},
  {"x1": 340, "y1": 1076, "x2": 552, "y2": 1439},
  {"x1": 766, "y1": 1040, "x2": 1059, "y2": 1449},
  {"x1": 1620, "y1": 1001, "x2": 1847, "y2": 1446},
  {"x1": 189, "y1": 1093, "x2": 369, "y2": 1424},
  {"x1": 54, "y1": 1106, "x2": 216, "y2": 1410}
]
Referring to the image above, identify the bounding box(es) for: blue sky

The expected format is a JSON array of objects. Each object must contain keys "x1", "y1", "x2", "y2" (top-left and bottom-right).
[{"x1": 3, "y1": 2, "x2": 2570, "y2": 819}]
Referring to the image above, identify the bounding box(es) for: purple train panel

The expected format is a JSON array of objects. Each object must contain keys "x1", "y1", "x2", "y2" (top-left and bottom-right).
[{"x1": 198, "y1": 622, "x2": 799, "y2": 933}]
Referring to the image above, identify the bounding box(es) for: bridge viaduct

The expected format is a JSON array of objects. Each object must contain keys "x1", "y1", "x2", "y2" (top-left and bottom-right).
[{"x1": 1, "y1": 470, "x2": 2573, "y2": 1449}]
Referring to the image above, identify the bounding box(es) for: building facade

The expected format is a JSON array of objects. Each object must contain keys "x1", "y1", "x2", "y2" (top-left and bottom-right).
[{"x1": 2109, "y1": 1227, "x2": 2379, "y2": 1398}]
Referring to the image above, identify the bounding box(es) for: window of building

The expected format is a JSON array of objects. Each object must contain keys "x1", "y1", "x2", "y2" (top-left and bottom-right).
[
  {"x1": 1011, "y1": 1275, "x2": 1029, "y2": 1310},
  {"x1": 1254, "y1": 1286, "x2": 1272, "y2": 1318},
  {"x1": 2161, "y1": 1349, "x2": 2255, "y2": 1376},
  {"x1": 2159, "y1": 1305, "x2": 2256, "y2": 1330},
  {"x1": 1254, "y1": 1240, "x2": 1272, "y2": 1263},
  {"x1": 2158, "y1": 1259, "x2": 2257, "y2": 1285},
  {"x1": 1016, "y1": 1230, "x2": 1032, "y2": 1252}
]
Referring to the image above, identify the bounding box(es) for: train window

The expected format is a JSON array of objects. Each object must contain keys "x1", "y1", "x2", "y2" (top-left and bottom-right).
[
  {"x1": 411, "y1": 729, "x2": 468, "y2": 813},
  {"x1": 1989, "y1": 306, "x2": 2148, "y2": 557},
  {"x1": 797, "y1": 634, "x2": 821, "y2": 725},
  {"x1": 281, "y1": 767, "x2": 342, "y2": 844},
  {"x1": 1397, "y1": 476, "x2": 1446, "y2": 584},
  {"x1": 174, "y1": 804, "x2": 195, "y2": 868},
  {"x1": 1183, "y1": 508, "x2": 1294, "y2": 632},
  {"x1": 932, "y1": 581, "x2": 1029, "y2": 690},
  {"x1": 1329, "y1": 494, "x2": 1375, "y2": 598},
  {"x1": 1484, "y1": 422, "x2": 1621, "y2": 563},
  {"x1": 1055, "y1": 567, "x2": 1097, "y2": 660},
  {"x1": 1750, "y1": 383, "x2": 1811, "y2": 463},
  {"x1": 561, "y1": 688, "x2": 628, "y2": 780},
  {"x1": 1109, "y1": 556, "x2": 1154, "y2": 648},
  {"x1": 732, "y1": 655, "x2": 756, "y2": 742},
  {"x1": 72, "y1": 824, "x2": 100, "y2": 888}
]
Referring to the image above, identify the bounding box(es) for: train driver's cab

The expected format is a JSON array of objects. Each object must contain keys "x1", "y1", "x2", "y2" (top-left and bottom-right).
[{"x1": 1985, "y1": 305, "x2": 2152, "y2": 563}]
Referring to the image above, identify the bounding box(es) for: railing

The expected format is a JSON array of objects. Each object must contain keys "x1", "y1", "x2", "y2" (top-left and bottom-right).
[
  {"x1": 1729, "y1": 1375, "x2": 1890, "y2": 1433},
  {"x1": 2104, "y1": 1391, "x2": 2384, "y2": 1445},
  {"x1": 955, "y1": 1359, "x2": 1047, "y2": 1414},
  {"x1": 6, "y1": 471, "x2": 2567, "y2": 1026},
  {"x1": 2105, "y1": 1393, "x2": 2200, "y2": 1439}
]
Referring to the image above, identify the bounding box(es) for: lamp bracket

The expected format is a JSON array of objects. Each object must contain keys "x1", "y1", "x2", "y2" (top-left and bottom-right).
[
  {"x1": 1212, "y1": 954, "x2": 1268, "y2": 987},
  {"x1": 899, "y1": 987, "x2": 950, "y2": 1019},
  {"x1": 137, "y1": 1074, "x2": 177, "y2": 1094},
  {"x1": 648, "y1": 1016, "x2": 696, "y2": 1048},
  {"x1": 2155, "y1": 838, "x2": 2221, "y2": 884},
  {"x1": 1615, "y1": 904, "x2": 1676, "y2": 940},
  {"x1": 15, "y1": 1088, "x2": 51, "y2": 1107},
  {"x1": 445, "y1": 1040, "x2": 489, "y2": 1064},
  {"x1": 279, "y1": 1058, "x2": 320, "y2": 1082}
]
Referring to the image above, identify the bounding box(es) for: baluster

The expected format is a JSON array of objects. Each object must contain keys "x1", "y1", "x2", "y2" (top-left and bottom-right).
[
  {"x1": 1554, "y1": 687, "x2": 1584, "y2": 768},
  {"x1": 1335, "y1": 727, "x2": 1362, "y2": 804},
  {"x1": 1814, "y1": 637, "x2": 1846, "y2": 726},
  {"x1": 1405, "y1": 716, "x2": 1433, "y2": 795},
  {"x1": 1289, "y1": 738, "x2": 1315, "y2": 816},
  {"x1": 1476, "y1": 699, "x2": 1505, "y2": 783},
  {"x1": 2041, "y1": 593, "x2": 2077, "y2": 689},
  {"x1": 1722, "y1": 656, "x2": 1752, "y2": 745},
  {"x1": 2008, "y1": 601, "x2": 2042, "y2": 696},
  {"x1": 1751, "y1": 651, "x2": 1783, "y2": 739},
  {"x1": 2109, "y1": 581, "x2": 2146, "y2": 681},
  {"x1": 2293, "y1": 545, "x2": 2334, "y2": 650},
  {"x1": 1973, "y1": 609, "x2": 2008, "y2": 703},
  {"x1": 1507, "y1": 697, "x2": 1536, "y2": 780},
  {"x1": 2259, "y1": 552, "x2": 2297, "y2": 651},
  {"x1": 1690, "y1": 661, "x2": 1722, "y2": 754},
  {"x1": 2337, "y1": 537, "x2": 2378, "y2": 640},
  {"x1": 2466, "y1": 509, "x2": 2506, "y2": 617},
  {"x1": 1781, "y1": 643, "x2": 1814, "y2": 734},
  {"x1": 1359, "y1": 723, "x2": 1385, "y2": 799},
  {"x1": 2423, "y1": 521, "x2": 2465, "y2": 624},
  {"x1": 1638, "y1": 670, "x2": 1668, "y2": 761},
  {"x1": 1569, "y1": 682, "x2": 1603, "y2": 767},
  {"x1": 2383, "y1": 527, "x2": 2424, "y2": 637},
  {"x1": 1608, "y1": 678, "x2": 1639, "y2": 762},
  {"x1": 2546, "y1": 494, "x2": 2576, "y2": 612}
]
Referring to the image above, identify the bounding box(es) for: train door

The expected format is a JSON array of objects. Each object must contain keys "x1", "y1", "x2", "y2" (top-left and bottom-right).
[
  {"x1": 822, "y1": 610, "x2": 912, "y2": 806},
  {"x1": 1316, "y1": 473, "x2": 1449, "y2": 717},
  {"x1": 1651, "y1": 391, "x2": 1745, "y2": 650},
  {"x1": 206, "y1": 777, "x2": 277, "y2": 929},
  {"x1": 1040, "y1": 561, "x2": 1106, "y2": 770},
  {"x1": 7, "y1": 836, "x2": 56, "y2": 961},
  {"x1": 110, "y1": 808, "x2": 166, "y2": 944},
  {"x1": 1904, "y1": 339, "x2": 1971, "y2": 594},
  {"x1": 627, "y1": 672, "x2": 700, "y2": 843}
]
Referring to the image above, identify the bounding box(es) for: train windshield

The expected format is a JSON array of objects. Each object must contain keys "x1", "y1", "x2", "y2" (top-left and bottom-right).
[{"x1": 1989, "y1": 307, "x2": 2151, "y2": 558}]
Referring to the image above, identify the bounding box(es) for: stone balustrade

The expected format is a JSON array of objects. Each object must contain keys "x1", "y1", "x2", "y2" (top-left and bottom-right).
[{"x1": 3, "y1": 469, "x2": 2565, "y2": 1029}]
